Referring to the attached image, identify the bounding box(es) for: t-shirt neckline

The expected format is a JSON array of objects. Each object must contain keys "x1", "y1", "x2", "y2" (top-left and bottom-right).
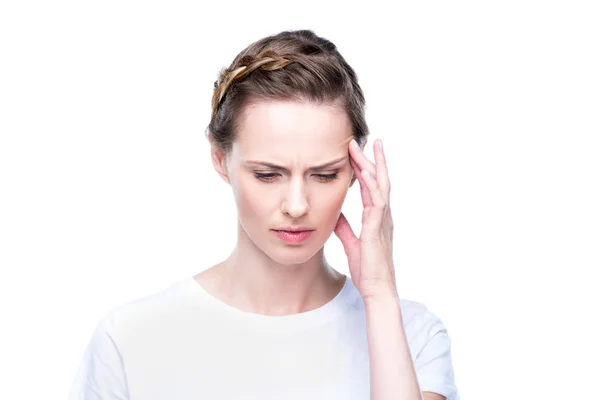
[{"x1": 180, "y1": 274, "x2": 358, "y2": 333}]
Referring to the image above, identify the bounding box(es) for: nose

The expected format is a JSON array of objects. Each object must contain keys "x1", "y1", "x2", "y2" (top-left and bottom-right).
[{"x1": 281, "y1": 177, "x2": 309, "y2": 218}]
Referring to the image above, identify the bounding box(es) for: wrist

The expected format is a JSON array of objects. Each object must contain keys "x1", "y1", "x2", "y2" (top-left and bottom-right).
[
  {"x1": 362, "y1": 288, "x2": 400, "y2": 308},
  {"x1": 360, "y1": 278, "x2": 398, "y2": 302}
]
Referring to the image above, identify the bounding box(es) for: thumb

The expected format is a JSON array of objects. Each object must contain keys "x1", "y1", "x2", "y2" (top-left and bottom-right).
[{"x1": 334, "y1": 212, "x2": 359, "y2": 254}]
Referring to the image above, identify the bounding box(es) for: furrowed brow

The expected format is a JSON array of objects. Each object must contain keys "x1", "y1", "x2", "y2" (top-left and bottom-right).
[{"x1": 245, "y1": 156, "x2": 347, "y2": 172}]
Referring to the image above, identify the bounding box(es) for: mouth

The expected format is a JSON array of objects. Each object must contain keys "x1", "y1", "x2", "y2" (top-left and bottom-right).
[{"x1": 271, "y1": 229, "x2": 314, "y2": 244}]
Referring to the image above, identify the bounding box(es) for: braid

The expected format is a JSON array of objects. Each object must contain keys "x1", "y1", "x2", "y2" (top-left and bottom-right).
[
  {"x1": 207, "y1": 30, "x2": 368, "y2": 154},
  {"x1": 211, "y1": 50, "x2": 298, "y2": 119}
]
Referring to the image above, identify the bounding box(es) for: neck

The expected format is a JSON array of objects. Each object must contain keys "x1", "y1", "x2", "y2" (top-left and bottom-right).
[{"x1": 200, "y1": 223, "x2": 346, "y2": 316}]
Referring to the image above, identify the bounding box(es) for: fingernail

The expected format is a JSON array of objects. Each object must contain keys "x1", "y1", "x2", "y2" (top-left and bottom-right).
[{"x1": 351, "y1": 139, "x2": 360, "y2": 150}]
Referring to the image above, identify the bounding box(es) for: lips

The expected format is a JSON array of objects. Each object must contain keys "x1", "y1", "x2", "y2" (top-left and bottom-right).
[
  {"x1": 272, "y1": 229, "x2": 314, "y2": 244},
  {"x1": 273, "y1": 227, "x2": 314, "y2": 232}
]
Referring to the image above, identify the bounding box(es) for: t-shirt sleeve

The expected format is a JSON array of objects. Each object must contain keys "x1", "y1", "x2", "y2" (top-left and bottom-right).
[
  {"x1": 68, "y1": 312, "x2": 129, "y2": 400},
  {"x1": 413, "y1": 310, "x2": 460, "y2": 400}
]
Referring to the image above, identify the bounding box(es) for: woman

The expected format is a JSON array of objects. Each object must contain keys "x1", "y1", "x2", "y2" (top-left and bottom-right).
[{"x1": 69, "y1": 30, "x2": 459, "y2": 400}]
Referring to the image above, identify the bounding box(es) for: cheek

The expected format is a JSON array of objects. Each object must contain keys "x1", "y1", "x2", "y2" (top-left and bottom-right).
[
  {"x1": 315, "y1": 185, "x2": 348, "y2": 224},
  {"x1": 234, "y1": 179, "x2": 271, "y2": 218}
]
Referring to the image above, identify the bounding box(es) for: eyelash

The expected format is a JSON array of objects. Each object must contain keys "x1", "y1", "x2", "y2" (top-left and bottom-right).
[{"x1": 253, "y1": 173, "x2": 339, "y2": 183}]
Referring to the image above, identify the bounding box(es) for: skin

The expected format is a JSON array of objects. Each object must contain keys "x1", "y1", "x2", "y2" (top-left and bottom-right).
[
  {"x1": 195, "y1": 99, "x2": 358, "y2": 316},
  {"x1": 195, "y1": 99, "x2": 445, "y2": 399}
]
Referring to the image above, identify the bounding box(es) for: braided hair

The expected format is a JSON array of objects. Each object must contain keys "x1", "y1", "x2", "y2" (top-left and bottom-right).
[{"x1": 207, "y1": 30, "x2": 369, "y2": 154}]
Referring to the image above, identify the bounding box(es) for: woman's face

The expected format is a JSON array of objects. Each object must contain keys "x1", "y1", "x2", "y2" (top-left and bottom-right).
[{"x1": 213, "y1": 100, "x2": 356, "y2": 264}]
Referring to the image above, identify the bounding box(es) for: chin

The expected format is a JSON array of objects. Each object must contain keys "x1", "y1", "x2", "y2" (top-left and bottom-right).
[
  {"x1": 267, "y1": 251, "x2": 319, "y2": 266},
  {"x1": 262, "y1": 234, "x2": 326, "y2": 265}
]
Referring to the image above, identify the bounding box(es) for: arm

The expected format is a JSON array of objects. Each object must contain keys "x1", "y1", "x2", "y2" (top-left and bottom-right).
[
  {"x1": 365, "y1": 292, "x2": 456, "y2": 400},
  {"x1": 336, "y1": 139, "x2": 455, "y2": 398},
  {"x1": 365, "y1": 292, "x2": 424, "y2": 400},
  {"x1": 423, "y1": 393, "x2": 447, "y2": 400}
]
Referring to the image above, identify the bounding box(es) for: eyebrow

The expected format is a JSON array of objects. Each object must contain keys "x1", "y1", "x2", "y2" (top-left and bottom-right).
[{"x1": 244, "y1": 156, "x2": 347, "y2": 172}]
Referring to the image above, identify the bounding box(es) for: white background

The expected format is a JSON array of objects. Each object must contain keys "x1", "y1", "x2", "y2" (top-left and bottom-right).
[{"x1": 1, "y1": 1, "x2": 599, "y2": 399}]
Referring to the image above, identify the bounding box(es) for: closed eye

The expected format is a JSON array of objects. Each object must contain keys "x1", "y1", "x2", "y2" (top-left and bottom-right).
[
  {"x1": 315, "y1": 173, "x2": 338, "y2": 182},
  {"x1": 253, "y1": 172, "x2": 279, "y2": 182},
  {"x1": 253, "y1": 173, "x2": 338, "y2": 183}
]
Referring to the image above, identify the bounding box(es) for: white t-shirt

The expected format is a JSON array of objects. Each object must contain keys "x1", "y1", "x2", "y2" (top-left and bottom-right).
[{"x1": 68, "y1": 275, "x2": 459, "y2": 399}]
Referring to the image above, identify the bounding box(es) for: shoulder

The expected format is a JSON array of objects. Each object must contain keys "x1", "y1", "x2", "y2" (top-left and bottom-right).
[
  {"x1": 396, "y1": 298, "x2": 455, "y2": 365},
  {"x1": 397, "y1": 299, "x2": 459, "y2": 399},
  {"x1": 344, "y1": 282, "x2": 444, "y2": 340},
  {"x1": 399, "y1": 298, "x2": 447, "y2": 339},
  {"x1": 346, "y1": 287, "x2": 450, "y2": 349},
  {"x1": 351, "y1": 295, "x2": 447, "y2": 345},
  {"x1": 69, "y1": 279, "x2": 194, "y2": 398},
  {"x1": 97, "y1": 278, "x2": 195, "y2": 345}
]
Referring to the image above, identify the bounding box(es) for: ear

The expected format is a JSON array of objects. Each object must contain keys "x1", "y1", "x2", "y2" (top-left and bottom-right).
[{"x1": 210, "y1": 141, "x2": 231, "y2": 184}]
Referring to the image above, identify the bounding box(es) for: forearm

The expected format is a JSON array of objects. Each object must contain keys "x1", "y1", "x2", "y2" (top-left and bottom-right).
[{"x1": 365, "y1": 292, "x2": 422, "y2": 400}]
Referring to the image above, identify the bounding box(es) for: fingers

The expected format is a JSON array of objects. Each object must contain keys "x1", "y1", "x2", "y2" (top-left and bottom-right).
[
  {"x1": 350, "y1": 139, "x2": 376, "y2": 177},
  {"x1": 350, "y1": 139, "x2": 389, "y2": 198},
  {"x1": 373, "y1": 139, "x2": 391, "y2": 200},
  {"x1": 349, "y1": 138, "x2": 390, "y2": 237},
  {"x1": 350, "y1": 157, "x2": 373, "y2": 207},
  {"x1": 350, "y1": 138, "x2": 391, "y2": 206},
  {"x1": 361, "y1": 169, "x2": 386, "y2": 209},
  {"x1": 334, "y1": 212, "x2": 359, "y2": 253},
  {"x1": 360, "y1": 169, "x2": 387, "y2": 237}
]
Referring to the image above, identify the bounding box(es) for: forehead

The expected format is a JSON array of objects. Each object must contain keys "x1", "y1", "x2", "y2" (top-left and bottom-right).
[{"x1": 233, "y1": 100, "x2": 353, "y2": 160}]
